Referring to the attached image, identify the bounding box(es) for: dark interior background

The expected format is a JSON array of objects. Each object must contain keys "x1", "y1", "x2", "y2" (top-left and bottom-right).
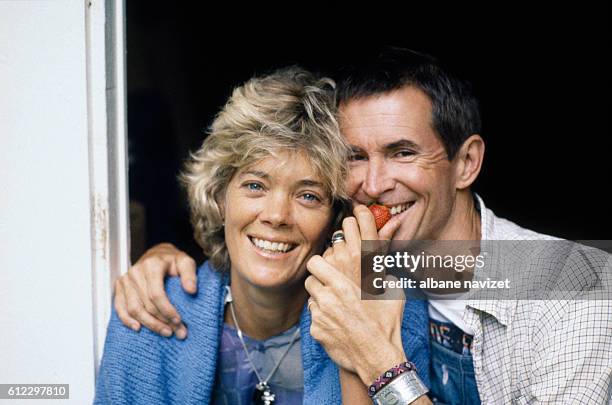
[{"x1": 126, "y1": 3, "x2": 610, "y2": 263}]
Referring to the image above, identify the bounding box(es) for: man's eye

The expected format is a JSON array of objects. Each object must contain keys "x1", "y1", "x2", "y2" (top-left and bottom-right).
[
  {"x1": 394, "y1": 150, "x2": 415, "y2": 158},
  {"x1": 349, "y1": 154, "x2": 367, "y2": 161}
]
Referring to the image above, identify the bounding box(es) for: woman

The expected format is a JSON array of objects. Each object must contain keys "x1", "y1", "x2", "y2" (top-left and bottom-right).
[{"x1": 95, "y1": 67, "x2": 429, "y2": 404}]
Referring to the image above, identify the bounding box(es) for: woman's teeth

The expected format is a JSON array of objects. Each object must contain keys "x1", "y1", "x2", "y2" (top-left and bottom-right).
[{"x1": 251, "y1": 237, "x2": 294, "y2": 253}]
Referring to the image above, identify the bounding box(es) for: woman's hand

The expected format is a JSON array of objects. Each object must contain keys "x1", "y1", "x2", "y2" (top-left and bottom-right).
[
  {"x1": 305, "y1": 205, "x2": 408, "y2": 385},
  {"x1": 113, "y1": 243, "x2": 196, "y2": 339}
]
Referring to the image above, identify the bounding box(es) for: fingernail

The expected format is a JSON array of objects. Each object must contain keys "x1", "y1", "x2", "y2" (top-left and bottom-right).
[
  {"x1": 176, "y1": 328, "x2": 187, "y2": 340},
  {"x1": 131, "y1": 323, "x2": 140, "y2": 332},
  {"x1": 161, "y1": 328, "x2": 172, "y2": 337},
  {"x1": 187, "y1": 280, "x2": 197, "y2": 292},
  {"x1": 172, "y1": 317, "x2": 181, "y2": 325}
]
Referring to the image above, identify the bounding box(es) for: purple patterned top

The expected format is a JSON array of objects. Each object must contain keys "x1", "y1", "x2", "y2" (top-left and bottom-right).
[{"x1": 211, "y1": 322, "x2": 303, "y2": 405}]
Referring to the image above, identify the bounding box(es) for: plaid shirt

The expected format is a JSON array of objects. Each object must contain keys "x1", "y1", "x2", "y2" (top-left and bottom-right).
[{"x1": 462, "y1": 196, "x2": 612, "y2": 404}]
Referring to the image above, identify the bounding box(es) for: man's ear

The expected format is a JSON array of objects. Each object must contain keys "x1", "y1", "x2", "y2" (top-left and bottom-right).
[{"x1": 453, "y1": 134, "x2": 485, "y2": 190}]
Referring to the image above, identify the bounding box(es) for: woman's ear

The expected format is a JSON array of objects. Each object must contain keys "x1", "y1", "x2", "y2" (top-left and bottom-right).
[{"x1": 453, "y1": 134, "x2": 485, "y2": 190}]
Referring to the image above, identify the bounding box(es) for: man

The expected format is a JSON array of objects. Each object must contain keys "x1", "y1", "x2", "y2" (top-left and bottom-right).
[{"x1": 113, "y1": 49, "x2": 612, "y2": 404}]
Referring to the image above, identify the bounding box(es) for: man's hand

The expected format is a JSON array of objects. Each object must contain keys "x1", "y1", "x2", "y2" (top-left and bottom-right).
[
  {"x1": 306, "y1": 255, "x2": 406, "y2": 379},
  {"x1": 305, "y1": 205, "x2": 407, "y2": 384},
  {"x1": 113, "y1": 243, "x2": 196, "y2": 339}
]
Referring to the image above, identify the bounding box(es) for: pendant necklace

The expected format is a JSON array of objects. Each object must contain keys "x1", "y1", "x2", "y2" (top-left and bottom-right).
[{"x1": 225, "y1": 286, "x2": 301, "y2": 405}]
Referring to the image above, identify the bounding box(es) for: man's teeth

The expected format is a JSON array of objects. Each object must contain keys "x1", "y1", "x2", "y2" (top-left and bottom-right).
[
  {"x1": 390, "y1": 202, "x2": 414, "y2": 215},
  {"x1": 251, "y1": 237, "x2": 294, "y2": 253}
]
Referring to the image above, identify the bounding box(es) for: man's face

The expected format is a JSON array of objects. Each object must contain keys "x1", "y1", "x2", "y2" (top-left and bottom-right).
[{"x1": 340, "y1": 86, "x2": 460, "y2": 241}]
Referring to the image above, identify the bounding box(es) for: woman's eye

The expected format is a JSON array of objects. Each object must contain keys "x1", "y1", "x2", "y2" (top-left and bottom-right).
[
  {"x1": 245, "y1": 182, "x2": 264, "y2": 191},
  {"x1": 301, "y1": 193, "x2": 321, "y2": 203}
]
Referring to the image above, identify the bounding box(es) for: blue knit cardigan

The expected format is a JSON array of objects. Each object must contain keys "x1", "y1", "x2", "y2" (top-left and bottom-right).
[{"x1": 94, "y1": 261, "x2": 430, "y2": 404}]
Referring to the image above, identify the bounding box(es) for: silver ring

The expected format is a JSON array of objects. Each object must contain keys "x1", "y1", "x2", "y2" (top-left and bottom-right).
[
  {"x1": 307, "y1": 298, "x2": 315, "y2": 311},
  {"x1": 331, "y1": 230, "x2": 345, "y2": 245}
]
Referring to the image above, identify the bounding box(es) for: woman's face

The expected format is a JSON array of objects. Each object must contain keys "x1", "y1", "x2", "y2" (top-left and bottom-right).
[{"x1": 223, "y1": 151, "x2": 334, "y2": 290}]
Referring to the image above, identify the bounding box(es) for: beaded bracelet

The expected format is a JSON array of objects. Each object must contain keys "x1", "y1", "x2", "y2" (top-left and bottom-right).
[{"x1": 368, "y1": 361, "x2": 416, "y2": 397}]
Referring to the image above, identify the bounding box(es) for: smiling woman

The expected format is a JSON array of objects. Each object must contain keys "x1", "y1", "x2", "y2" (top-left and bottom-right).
[
  {"x1": 94, "y1": 67, "x2": 419, "y2": 405},
  {"x1": 223, "y1": 152, "x2": 335, "y2": 296},
  {"x1": 180, "y1": 67, "x2": 350, "y2": 274}
]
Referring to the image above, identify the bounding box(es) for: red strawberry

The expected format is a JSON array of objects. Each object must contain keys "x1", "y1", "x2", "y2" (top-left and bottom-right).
[{"x1": 368, "y1": 203, "x2": 391, "y2": 230}]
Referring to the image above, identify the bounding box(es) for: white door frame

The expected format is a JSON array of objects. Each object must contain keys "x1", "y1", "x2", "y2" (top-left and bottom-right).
[{"x1": 86, "y1": 0, "x2": 130, "y2": 373}]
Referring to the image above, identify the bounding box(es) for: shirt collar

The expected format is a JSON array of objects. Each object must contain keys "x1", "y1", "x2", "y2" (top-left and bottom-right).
[{"x1": 466, "y1": 194, "x2": 517, "y2": 326}]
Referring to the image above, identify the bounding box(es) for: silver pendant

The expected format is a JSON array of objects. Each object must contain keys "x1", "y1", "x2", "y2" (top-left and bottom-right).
[{"x1": 253, "y1": 382, "x2": 276, "y2": 405}]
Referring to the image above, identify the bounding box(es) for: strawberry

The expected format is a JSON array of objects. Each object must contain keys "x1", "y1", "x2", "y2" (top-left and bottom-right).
[{"x1": 368, "y1": 203, "x2": 392, "y2": 230}]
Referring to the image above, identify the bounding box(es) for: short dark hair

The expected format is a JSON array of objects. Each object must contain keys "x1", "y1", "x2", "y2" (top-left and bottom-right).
[{"x1": 336, "y1": 47, "x2": 481, "y2": 160}]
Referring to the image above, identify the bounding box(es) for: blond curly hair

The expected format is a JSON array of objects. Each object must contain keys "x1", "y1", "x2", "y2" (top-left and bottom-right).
[{"x1": 181, "y1": 67, "x2": 351, "y2": 271}]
